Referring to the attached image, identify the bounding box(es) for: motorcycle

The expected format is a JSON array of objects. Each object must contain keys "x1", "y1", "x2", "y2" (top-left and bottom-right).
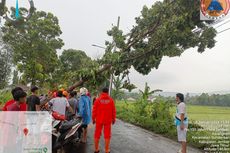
[{"x1": 52, "y1": 112, "x2": 82, "y2": 153}]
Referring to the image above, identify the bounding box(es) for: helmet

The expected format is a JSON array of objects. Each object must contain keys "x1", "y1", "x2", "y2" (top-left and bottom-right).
[
  {"x1": 63, "y1": 91, "x2": 68, "y2": 97},
  {"x1": 80, "y1": 87, "x2": 88, "y2": 95}
]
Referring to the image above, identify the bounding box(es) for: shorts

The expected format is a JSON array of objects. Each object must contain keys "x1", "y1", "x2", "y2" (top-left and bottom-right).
[{"x1": 177, "y1": 126, "x2": 187, "y2": 142}]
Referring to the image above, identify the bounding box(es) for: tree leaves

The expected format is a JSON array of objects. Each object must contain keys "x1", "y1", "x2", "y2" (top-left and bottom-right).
[
  {"x1": 103, "y1": 0, "x2": 217, "y2": 75},
  {"x1": 2, "y1": 10, "x2": 64, "y2": 86}
]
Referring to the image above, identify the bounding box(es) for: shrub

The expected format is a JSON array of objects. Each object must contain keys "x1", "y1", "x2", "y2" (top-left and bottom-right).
[
  {"x1": 0, "y1": 91, "x2": 12, "y2": 106},
  {"x1": 115, "y1": 100, "x2": 225, "y2": 151}
]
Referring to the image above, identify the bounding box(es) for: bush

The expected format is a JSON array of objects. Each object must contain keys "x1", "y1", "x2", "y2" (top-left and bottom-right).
[
  {"x1": 0, "y1": 91, "x2": 12, "y2": 107},
  {"x1": 116, "y1": 99, "x2": 175, "y2": 135},
  {"x1": 115, "y1": 100, "x2": 224, "y2": 151}
]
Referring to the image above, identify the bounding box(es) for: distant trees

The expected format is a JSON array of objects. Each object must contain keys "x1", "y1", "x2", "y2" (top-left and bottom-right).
[{"x1": 187, "y1": 93, "x2": 230, "y2": 106}]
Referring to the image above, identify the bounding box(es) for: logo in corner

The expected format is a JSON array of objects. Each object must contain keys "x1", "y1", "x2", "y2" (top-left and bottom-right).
[{"x1": 201, "y1": 0, "x2": 230, "y2": 20}]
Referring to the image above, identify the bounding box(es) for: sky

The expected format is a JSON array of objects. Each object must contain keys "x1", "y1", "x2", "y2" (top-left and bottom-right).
[{"x1": 5, "y1": 0, "x2": 230, "y2": 93}]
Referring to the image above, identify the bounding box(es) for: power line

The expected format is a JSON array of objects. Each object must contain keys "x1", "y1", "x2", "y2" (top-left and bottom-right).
[
  {"x1": 215, "y1": 19, "x2": 230, "y2": 29},
  {"x1": 218, "y1": 27, "x2": 230, "y2": 34}
]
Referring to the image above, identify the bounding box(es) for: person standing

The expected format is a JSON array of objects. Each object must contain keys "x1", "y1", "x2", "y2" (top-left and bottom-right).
[
  {"x1": 49, "y1": 90, "x2": 74, "y2": 116},
  {"x1": 92, "y1": 87, "x2": 116, "y2": 153},
  {"x1": 175, "y1": 93, "x2": 188, "y2": 153},
  {"x1": 78, "y1": 87, "x2": 91, "y2": 143},
  {"x1": 26, "y1": 86, "x2": 41, "y2": 111},
  {"x1": 0, "y1": 89, "x2": 27, "y2": 153},
  {"x1": 6, "y1": 90, "x2": 27, "y2": 111},
  {"x1": 67, "y1": 91, "x2": 78, "y2": 115},
  {"x1": 2, "y1": 87, "x2": 27, "y2": 111}
]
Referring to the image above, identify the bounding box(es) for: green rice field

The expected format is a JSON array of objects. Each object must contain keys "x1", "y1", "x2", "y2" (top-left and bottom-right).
[{"x1": 186, "y1": 105, "x2": 230, "y2": 121}]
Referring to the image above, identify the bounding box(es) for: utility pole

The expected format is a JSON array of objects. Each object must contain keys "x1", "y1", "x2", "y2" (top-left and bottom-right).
[{"x1": 109, "y1": 16, "x2": 120, "y2": 96}]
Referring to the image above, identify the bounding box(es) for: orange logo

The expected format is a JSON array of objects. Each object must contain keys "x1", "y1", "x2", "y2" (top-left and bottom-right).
[{"x1": 201, "y1": 0, "x2": 230, "y2": 20}]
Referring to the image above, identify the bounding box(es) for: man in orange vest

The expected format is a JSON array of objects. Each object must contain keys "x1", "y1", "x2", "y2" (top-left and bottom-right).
[{"x1": 92, "y1": 87, "x2": 116, "y2": 153}]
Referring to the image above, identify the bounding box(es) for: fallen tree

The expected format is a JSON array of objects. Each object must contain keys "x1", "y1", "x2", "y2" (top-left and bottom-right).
[{"x1": 68, "y1": 0, "x2": 216, "y2": 91}]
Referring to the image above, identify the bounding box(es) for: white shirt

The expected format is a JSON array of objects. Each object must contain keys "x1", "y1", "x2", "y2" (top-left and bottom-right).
[
  {"x1": 49, "y1": 97, "x2": 70, "y2": 115},
  {"x1": 176, "y1": 102, "x2": 187, "y2": 120}
]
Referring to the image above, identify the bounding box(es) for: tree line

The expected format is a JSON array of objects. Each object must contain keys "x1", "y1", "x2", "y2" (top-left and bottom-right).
[{"x1": 186, "y1": 93, "x2": 230, "y2": 107}]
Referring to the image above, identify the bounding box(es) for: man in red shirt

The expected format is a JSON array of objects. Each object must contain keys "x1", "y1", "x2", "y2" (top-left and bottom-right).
[
  {"x1": 2, "y1": 87, "x2": 27, "y2": 111},
  {"x1": 6, "y1": 90, "x2": 27, "y2": 111},
  {"x1": 92, "y1": 87, "x2": 116, "y2": 153},
  {"x1": 0, "y1": 89, "x2": 27, "y2": 152}
]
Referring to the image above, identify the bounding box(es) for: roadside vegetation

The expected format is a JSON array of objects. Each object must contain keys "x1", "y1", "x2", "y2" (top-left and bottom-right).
[
  {"x1": 0, "y1": 90, "x2": 12, "y2": 107},
  {"x1": 116, "y1": 96, "x2": 230, "y2": 150},
  {"x1": 116, "y1": 100, "x2": 204, "y2": 149}
]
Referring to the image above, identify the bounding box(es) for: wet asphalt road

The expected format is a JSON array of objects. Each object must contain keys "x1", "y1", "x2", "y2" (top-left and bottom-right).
[{"x1": 62, "y1": 120, "x2": 202, "y2": 153}]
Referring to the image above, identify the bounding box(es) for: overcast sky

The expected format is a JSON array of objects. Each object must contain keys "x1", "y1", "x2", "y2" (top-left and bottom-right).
[{"x1": 6, "y1": 0, "x2": 230, "y2": 93}]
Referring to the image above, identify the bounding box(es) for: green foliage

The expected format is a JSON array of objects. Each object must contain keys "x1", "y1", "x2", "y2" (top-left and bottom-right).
[
  {"x1": 116, "y1": 99, "x2": 175, "y2": 135},
  {"x1": 111, "y1": 76, "x2": 125, "y2": 100},
  {"x1": 66, "y1": 0, "x2": 216, "y2": 91},
  {"x1": 60, "y1": 49, "x2": 93, "y2": 73},
  {"x1": 12, "y1": 70, "x2": 19, "y2": 86},
  {"x1": 116, "y1": 101, "x2": 229, "y2": 150},
  {"x1": 0, "y1": 0, "x2": 7, "y2": 16},
  {"x1": 0, "y1": 31, "x2": 12, "y2": 89},
  {"x1": 54, "y1": 49, "x2": 110, "y2": 94},
  {"x1": 111, "y1": 75, "x2": 136, "y2": 100},
  {"x1": 118, "y1": 92, "x2": 141, "y2": 101},
  {"x1": 0, "y1": 49, "x2": 12, "y2": 88},
  {"x1": 150, "y1": 100, "x2": 172, "y2": 121},
  {"x1": 118, "y1": 96, "x2": 175, "y2": 134},
  {"x1": 139, "y1": 82, "x2": 162, "y2": 101},
  {"x1": 0, "y1": 90, "x2": 12, "y2": 105},
  {"x1": 1, "y1": 0, "x2": 218, "y2": 95},
  {"x1": 103, "y1": 0, "x2": 216, "y2": 76},
  {"x1": 2, "y1": 9, "x2": 64, "y2": 86},
  {"x1": 51, "y1": 49, "x2": 97, "y2": 87}
]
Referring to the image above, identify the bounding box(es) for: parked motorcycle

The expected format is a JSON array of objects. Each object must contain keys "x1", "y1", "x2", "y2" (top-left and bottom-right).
[{"x1": 52, "y1": 112, "x2": 82, "y2": 153}]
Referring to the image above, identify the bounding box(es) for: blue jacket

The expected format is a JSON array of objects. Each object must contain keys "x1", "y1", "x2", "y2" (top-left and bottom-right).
[{"x1": 78, "y1": 95, "x2": 91, "y2": 125}]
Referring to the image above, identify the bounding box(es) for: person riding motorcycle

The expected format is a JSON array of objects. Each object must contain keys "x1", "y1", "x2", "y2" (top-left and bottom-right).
[{"x1": 49, "y1": 90, "x2": 74, "y2": 116}]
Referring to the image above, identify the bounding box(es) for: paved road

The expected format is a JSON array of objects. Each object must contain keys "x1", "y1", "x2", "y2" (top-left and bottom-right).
[{"x1": 63, "y1": 120, "x2": 202, "y2": 153}]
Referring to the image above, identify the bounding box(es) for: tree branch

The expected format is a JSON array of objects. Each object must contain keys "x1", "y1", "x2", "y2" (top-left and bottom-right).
[{"x1": 68, "y1": 64, "x2": 112, "y2": 91}]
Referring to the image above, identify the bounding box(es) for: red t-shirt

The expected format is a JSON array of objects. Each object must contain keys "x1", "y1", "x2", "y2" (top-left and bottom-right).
[
  {"x1": 2, "y1": 99, "x2": 27, "y2": 111},
  {"x1": 6, "y1": 102, "x2": 20, "y2": 111}
]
